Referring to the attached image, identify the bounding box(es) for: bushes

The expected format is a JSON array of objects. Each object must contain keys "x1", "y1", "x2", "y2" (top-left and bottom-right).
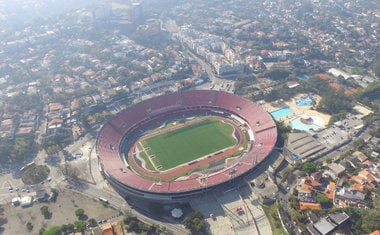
[
  {"x1": 182, "y1": 211, "x2": 206, "y2": 233},
  {"x1": 124, "y1": 213, "x2": 160, "y2": 234},
  {"x1": 40, "y1": 206, "x2": 52, "y2": 219},
  {"x1": 74, "y1": 208, "x2": 84, "y2": 218}
]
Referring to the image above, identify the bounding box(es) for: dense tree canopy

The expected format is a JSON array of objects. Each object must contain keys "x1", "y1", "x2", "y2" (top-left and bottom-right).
[
  {"x1": 344, "y1": 207, "x2": 380, "y2": 234},
  {"x1": 301, "y1": 162, "x2": 321, "y2": 175},
  {"x1": 264, "y1": 68, "x2": 291, "y2": 80},
  {"x1": 306, "y1": 76, "x2": 354, "y2": 115},
  {"x1": 317, "y1": 90, "x2": 353, "y2": 115},
  {"x1": 358, "y1": 81, "x2": 380, "y2": 105},
  {"x1": 0, "y1": 135, "x2": 36, "y2": 164},
  {"x1": 261, "y1": 85, "x2": 303, "y2": 102}
]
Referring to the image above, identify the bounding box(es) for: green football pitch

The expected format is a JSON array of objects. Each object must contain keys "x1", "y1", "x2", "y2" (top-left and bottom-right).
[{"x1": 141, "y1": 119, "x2": 237, "y2": 171}]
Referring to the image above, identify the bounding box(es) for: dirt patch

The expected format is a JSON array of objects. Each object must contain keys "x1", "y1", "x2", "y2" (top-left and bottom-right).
[
  {"x1": 1, "y1": 190, "x2": 120, "y2": 235},
  {"x1": 21, "y1": 165, "x2": 50, "y2": 185}
]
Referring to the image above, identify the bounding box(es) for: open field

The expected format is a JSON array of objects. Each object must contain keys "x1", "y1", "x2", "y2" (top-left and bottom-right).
[
  {"x1": 1, "y1": 190, "x2": 120, "y2": 235},
  {"x1": 141, "y1": 119, "x2": 237, "y2": 171}
]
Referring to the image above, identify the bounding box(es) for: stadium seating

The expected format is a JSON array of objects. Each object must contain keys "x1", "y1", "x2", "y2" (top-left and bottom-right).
[{"x1": 97, "y1": 90, "x2": 277, "y2": 197}]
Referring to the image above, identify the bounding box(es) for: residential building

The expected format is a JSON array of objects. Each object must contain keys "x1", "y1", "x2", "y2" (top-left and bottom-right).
[
  {"x1": 306, "y1": 211, "x2": 350, "y2": 235},
  {"x1": 334, "y1": 187, "x2": 366, "y2": 208}
]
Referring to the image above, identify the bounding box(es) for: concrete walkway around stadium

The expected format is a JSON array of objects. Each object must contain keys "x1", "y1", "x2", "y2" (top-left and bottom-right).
[
  {"x1": 190, "y1": 192, "x2": 237, "y2": 235},
  {"x1": 215, "y1": 187, "x2": 262, "y2": 234},
  {"x1": 239, "y1": 186, "x2": 272, "y2": 235},
  {"x1": 190, "y1": 184, "x2": 272, "y2": 235},
  {"x1": 88, "y1": 136, "x2": 115, "y2": 192}
]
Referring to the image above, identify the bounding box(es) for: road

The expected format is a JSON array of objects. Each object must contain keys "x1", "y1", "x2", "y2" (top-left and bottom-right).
[
  {"x1": 63, "y1": 178, "x2": 190, "y2": 235},
  {"x1": 162, "y1": 18, "x2": 235, "y2": 93}
]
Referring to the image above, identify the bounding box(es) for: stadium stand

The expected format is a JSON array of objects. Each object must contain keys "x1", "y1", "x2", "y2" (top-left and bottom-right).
[{"x1": 96, "y1": 90, "x2": 277, "y2": 201}]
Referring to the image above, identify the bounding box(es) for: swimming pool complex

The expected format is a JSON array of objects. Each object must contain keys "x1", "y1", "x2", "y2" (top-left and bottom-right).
[
  {"x1": 295, "y1": 95, "x2": 315, "y2": 107},
  {"x1": 290, "y1": 116, "x2": 324, "y2": 131},
  {"x1": 270, "y1": 106, "x2": 294, "y2": 119}
]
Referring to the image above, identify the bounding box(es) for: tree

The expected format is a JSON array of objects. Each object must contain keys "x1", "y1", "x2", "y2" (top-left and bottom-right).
[
  {"x1": 353, "y1": 138, "x2": 365, "y2": 150},
  {"x1": 40, "y1": 206, "x2": 52, "y2": 219},
  {"x1": 49, "y1": 188, "x2": 58, "y2": 202},
  {"x1": 60, "y1": 224, "x2": 68, "y2": 233},
  {"x1": 289, "y1": 208, "x2": 303, "y2": 222},
  {"x1": 288, "y1": 195, "x2": 300, "y2": 210},
  {"x1": 124, "y1": 213, "x2": 141, "y2": 232},
  {"x1": 344, "y1": 207, "x2": 380, "y2": 234},
  {"x1": 275, "y1": 121, "x2": 291, "y2": 147},
  {"x1": 373, "y1": 196, "x2": 380, "y2": 210},
  {"x1": 42, "y1": 226, "x2": 62, "y2": 235},
  {"x1": 88, "y1": 218, "x2": 97, "y2": 227},
  {"x1": 74, "y1": 220, "x2": 87, "y2": 232},
  {"x1": 301, "y1": 162, "x2": 320, "y2": 175},
  {"x1": 39, "y1": 228, "x2": 46, "y2": 235},
  {"x1": 316, "y1": 193, "x2": 330, "y2": 205},
  {"x1": 128, "y1": 220, "x2": 139, "y2": 232},
  {"x1": 26, "y1": 222, "x2": 33, "y2": 231},
  {"x1": 264, "y1": 68, "x2": 290, "y2": 80},
  {"x1": 75, "y1": 208, "x2": 85, "y2": 218},
  {"x1": 61, "y1": 224, "x2": 74, "y2": 234},
  {"x1": 183, "y1": 211, "x2": 206, "y2": 233}
]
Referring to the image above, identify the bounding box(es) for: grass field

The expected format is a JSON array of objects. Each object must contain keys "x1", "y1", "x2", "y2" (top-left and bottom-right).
[
  {"x1": 139, "y1": 150, "x2": 155, "y2": 171},
  {"x1": 141, "y1": 119, "x2": 237, "y2": 171}
]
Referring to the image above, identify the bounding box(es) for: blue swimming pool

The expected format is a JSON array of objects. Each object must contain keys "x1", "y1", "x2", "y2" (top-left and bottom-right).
[
  {"x1": 296, "y1": 95, "x2": 313, "y2": 107},
  {"x1": 297, "y1": 74, "x2": 310, "y2": 80},
  {"x1": 290, "y1": 116, "x2": 321, "y2": 131},
  {"x1": 270, "y1": 106, "x2": 294, "y2": 119}
]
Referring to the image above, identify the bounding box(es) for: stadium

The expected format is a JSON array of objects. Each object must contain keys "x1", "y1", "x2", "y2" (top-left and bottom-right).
[{"x1": 96, "y1": 90, "x2": 277, "y2": 201}]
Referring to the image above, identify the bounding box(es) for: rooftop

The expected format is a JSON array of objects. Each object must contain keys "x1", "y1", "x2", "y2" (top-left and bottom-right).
[
  {"x1": 313, "y1": 218, "x2": 335, "y2": 235},
  {"x1": 286, "y1": 132, "x2": 325, "y2": 160}
]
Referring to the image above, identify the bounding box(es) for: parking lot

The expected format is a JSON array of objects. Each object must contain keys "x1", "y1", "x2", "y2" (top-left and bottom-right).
[{"x1": 316, "y1": 126, "x2": 350, "y2": 147}]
